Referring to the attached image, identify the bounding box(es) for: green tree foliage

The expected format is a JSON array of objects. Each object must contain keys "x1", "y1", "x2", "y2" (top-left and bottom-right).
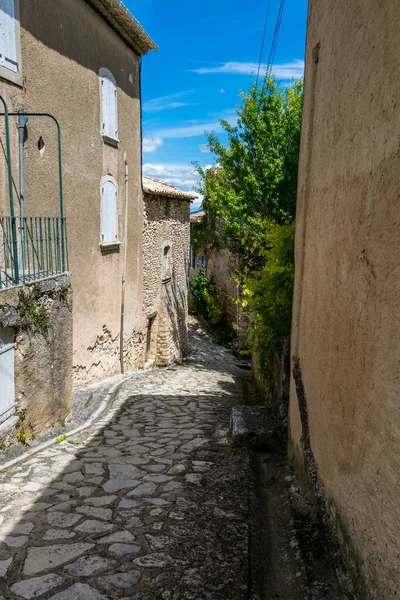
[
  {"x1": 197, "y1": 76, "x2": 302, "y2": 254},
  {"x1": 196, "y1": 75, "x2": 303, "y2": 390}
]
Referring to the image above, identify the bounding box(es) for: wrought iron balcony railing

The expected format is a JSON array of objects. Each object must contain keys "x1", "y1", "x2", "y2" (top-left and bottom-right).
[{"x1": 0, "y1": 216, "x2": 68, "y2": 289}]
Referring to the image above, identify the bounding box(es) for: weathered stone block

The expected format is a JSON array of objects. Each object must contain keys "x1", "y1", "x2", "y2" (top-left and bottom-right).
[{"x1": 230, "y1": 406, "x2": 270, "y2": 449}]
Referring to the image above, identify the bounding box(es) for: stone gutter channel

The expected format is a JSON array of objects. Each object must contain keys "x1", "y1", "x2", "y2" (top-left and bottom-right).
[{"x1": 231, "y1": 403, "x2": 348, "y2": 600}]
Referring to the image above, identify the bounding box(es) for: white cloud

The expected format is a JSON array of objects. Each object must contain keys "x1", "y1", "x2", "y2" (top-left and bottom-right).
[
  {"x1": 191, "y1": 195, "x2": 203, "y2": 213},
  {"x1": 199, "y1": 144, "x2": 210, "y2": 153},
  {"x1": 143, "y1": 90, "x2": 193, "y2": 113},
  {"x1": 150, "y1": 114, "x2": 237, "y2": 140},
  {"x1": 220, "y1": 88, "x2": 226, "y2": 93},
  {"x1": 143, "y1": 164, "x2": 201, "y2": 194},
  {"x1": 142, "y1": 137, "x2": 164, "y2": 153},
  {"x1": 192, "y1": 59, "x2": 304, "y2": 79}
]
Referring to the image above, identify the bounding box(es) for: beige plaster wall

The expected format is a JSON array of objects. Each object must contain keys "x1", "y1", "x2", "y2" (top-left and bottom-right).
[
  {"x1": 290, "y1": 2, "x2": 400, "y2": 596},
  {"x1": 0, "y1": 0, "x2": 144, "y2": 384},
  {"x1": 207, "y1": 248, "x2": 239, "y2": 325},
  {"x1": 143, "y1": 194, "x2": 190, "y2": 365}
]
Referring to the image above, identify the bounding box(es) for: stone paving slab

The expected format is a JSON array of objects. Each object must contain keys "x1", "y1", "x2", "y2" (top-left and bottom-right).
[{"x1": 0, "y1": 325, "x2": 250, "y2": 599}]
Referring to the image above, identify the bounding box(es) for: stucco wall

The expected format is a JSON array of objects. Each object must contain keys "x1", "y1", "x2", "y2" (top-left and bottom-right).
[
  {"x1": 0, "y1": 0, "x2": 144, "y2": 384},
  {"x1": 207, "y1": 248, "x2": 239, "y2": 325},
  {"x1": 206, "y1": 248, "x2": 250, "y2": 349},
  {"x1": 290, "y1": 2, "x2": 400, "y2": 597},
  {"x1": 143, "y1": 194, "x2": 189, "y2": 365},
  {"x1": 0, "y1": 276, "x2": 72, "y2": 435}
]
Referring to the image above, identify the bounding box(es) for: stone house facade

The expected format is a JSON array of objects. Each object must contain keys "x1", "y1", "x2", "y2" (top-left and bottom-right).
[
  {"x1": 143, "y1": 176, "x2": 194, "y2": 366},
  {"x1": 0, "y1": 0, "x2": 157, "y2": 389},
  {"x1": 290, "y1": 1, "x2": 400, "y2": 597},
  {"x1": 0, "y1": 0, "x2": 159, "y2": 436}
]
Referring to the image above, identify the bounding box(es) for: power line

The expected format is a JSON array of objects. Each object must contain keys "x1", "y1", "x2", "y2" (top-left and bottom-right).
[
  {"x1": 266, "y1": 0, "x2": 286, "y2": 78},
  {"x1": 256, "y1": 0, "x2": 271, "y2": 85},
  {"x1": 270, "y1": 0, "x2": 286, "y2": 70}
]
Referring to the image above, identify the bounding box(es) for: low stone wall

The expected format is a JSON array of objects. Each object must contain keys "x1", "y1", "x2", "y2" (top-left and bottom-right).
[{"x1": 0, "y1": 275, "x2": 73, "y2": 437}]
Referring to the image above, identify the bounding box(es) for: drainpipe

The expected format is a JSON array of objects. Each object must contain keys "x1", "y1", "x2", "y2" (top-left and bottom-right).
[
  {"x1": 17, "y1": 111, "x2": 28, "y2": 270},
  {"x1": 120, "y1": 152, "x2": 129, "y2": 374}
]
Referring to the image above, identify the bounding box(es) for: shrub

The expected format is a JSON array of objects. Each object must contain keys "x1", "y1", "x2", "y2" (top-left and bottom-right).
[
  {"x1": 242, "y1": 221, "x2": 295, "y2": 385},
  {"x1": 189, "y1": 266, "x2": 225, "y2": 328},
  {"x1": 189, "y1": 265, "x2": 209, "y2": 314}
]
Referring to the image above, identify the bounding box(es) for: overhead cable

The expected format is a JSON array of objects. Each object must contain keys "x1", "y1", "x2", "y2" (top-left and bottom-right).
[
  {"x1": 256, "y1": 0, "x2": 271, "y2": 85},
  {"x1": 266, "y1": 0, "x2": 286, "y2": 79}
]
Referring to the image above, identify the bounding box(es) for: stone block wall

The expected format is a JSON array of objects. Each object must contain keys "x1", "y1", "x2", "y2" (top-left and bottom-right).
[
  {"x1": 143, "y1": 194, "x2": 190, "y2": 365},
  {"x1": 0, "y1": 275, "x2": 73, "y2": 436}
]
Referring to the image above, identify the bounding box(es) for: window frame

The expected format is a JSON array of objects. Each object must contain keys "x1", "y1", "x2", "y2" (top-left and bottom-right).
[
  {"x1": 0, "y1": 0, "x2": 23, "y2": 87},
  {"x1": 99, "y1": 67, "x2": 119, "y2": 147},
  {"x1": 161, "y1": 240, "x2": 172, "y2": 281},
  {"x1": 190, "y1": 246, "x2": 196, "y2": 269},
  {"x1": 100, "y1": 175, "x2": 120, "y2": 249}
]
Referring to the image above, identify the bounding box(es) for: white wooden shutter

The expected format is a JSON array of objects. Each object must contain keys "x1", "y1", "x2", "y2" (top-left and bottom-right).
[
  {"x1": 101, "y1": 75, "x2": 117, "y2": 139},
  {"x1": 0, "y1": 0, "x2": 18, "y2": 74},
  {"x1": 101, "y1": 181, "x2": 118, "y2": 243},
  {"x1": 0, "y1": 329, "x2": 15, "y2": 425}
]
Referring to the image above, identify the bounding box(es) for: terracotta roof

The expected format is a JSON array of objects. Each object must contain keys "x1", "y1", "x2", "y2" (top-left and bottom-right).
[
  {"x1": 143, "y1": 176, "x2": 198, "y2": 200},
  {"x1": 86, "y1": 0, "x2": 157, "y2": 56},
  {"x1": 190, "y1": 210, "x2": 205, "y2": 223}
]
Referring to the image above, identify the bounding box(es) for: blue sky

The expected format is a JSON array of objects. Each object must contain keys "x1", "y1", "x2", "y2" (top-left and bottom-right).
[{"x1": 126, "y1": 0, "x2": 308, "y2": 210}]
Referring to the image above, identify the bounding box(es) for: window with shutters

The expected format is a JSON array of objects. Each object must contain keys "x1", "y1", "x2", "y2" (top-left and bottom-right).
[
  {"x1": 100, "y1": 177, "x2": 119, "y2": 246},
  {"x1": 99, "y1": 68, "x2": 118, "y2": 145},
  {"x1": 0, "y1": 0, "x2": 22, "y2": 86}
]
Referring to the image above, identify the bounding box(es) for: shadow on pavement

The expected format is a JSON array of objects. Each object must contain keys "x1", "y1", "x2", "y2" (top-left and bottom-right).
[{"x1": 0, "y1": 344, "x2": 250, "y2": 600}]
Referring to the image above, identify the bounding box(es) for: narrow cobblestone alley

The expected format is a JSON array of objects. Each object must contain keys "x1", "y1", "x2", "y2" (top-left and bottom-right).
[{"x1": 0, "y1": 324, "x2": 251, "y2": 600}]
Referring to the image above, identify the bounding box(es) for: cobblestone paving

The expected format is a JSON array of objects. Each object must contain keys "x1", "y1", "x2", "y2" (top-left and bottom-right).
[{"x1": 0, "y1": 326, "x2": 250, "y2": 599}]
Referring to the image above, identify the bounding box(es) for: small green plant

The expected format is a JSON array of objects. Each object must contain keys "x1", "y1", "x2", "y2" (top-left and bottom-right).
[
  {"x1": 16, "y1": 432, "x2": 35, "y2": 444},
  {"x1": 0, "y1": 442, "x2": 7, "y2": 451},
  {"x1": 56, "y1": 433, "x2": 67, "y2": 444},
  {"x1": 29, "y1": 302, "x2": 50, "y2": 331},
  {"x1": 18, "y1": 285, "x2": 50, "y2": 332},
  {"x1": 14, "y1": 409, "x2": 27, "y2": 429}
]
